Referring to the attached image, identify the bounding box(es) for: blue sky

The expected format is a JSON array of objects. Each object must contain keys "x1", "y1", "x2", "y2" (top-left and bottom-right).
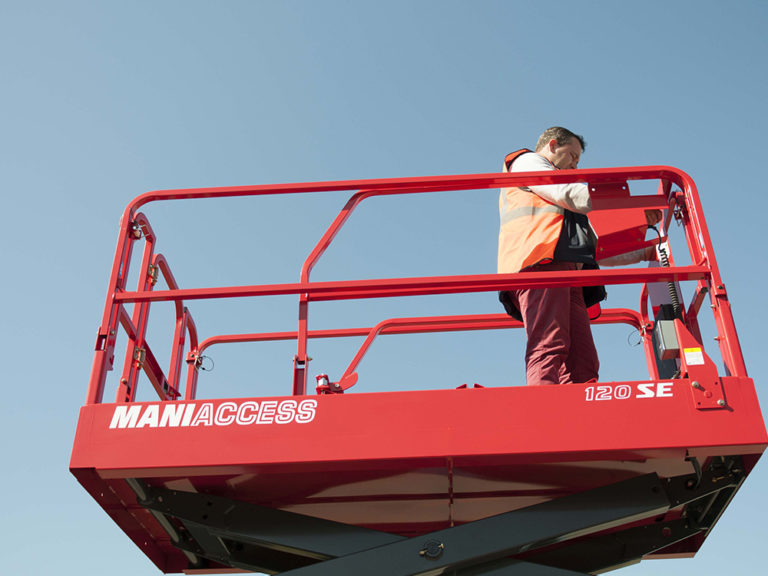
[{"x1": 2, "y1": 1, "x2": 767, "y2": 574}]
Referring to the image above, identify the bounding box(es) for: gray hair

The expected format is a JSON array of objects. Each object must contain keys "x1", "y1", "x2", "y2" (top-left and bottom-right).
[{"x1": 535, "y1": 127, "x2": 586, "y2": 152}]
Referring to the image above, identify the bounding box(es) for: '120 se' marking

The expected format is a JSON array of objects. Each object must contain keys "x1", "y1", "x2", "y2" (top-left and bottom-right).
[{"x1": 585, "y1": 383, "x2": 674, "y2": 402}]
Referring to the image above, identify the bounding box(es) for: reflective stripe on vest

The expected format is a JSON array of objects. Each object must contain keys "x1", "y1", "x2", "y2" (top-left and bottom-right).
[
  {"x1": 500, "y1": 200, "x2": 564, "y2": 227},
  {"x1": 498, "y1": 150, "x2": 565, "y2": 273}
]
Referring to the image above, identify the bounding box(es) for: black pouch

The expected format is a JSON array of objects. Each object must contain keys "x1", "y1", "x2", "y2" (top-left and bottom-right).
[
  {"x1": 498, "y1": 290, "x2": 522, "y2": 321},
  {"x1": 581, "y1": 261, "x2": 607, "y2": 308},
  {"x1": 554, "y1": 210, "x2": 596, "y2": 264},
  {"x1": 555, "y1": 210, "x2": 607, "y2": 308}
]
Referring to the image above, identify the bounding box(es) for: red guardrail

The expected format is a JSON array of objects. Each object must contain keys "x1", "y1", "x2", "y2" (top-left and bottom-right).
[{"x1": 85, "y1": 166, "x2": 746, "y2": 404}]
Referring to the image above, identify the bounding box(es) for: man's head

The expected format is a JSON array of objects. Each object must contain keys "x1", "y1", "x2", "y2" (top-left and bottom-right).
[{"x1": 535, "y1": 126, "x2": 586, "y2": 170}]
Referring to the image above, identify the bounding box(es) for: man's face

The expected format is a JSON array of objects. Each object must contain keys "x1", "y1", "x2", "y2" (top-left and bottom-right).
[{"x1": 549, "y1": 137, "x2": 583, "y2": 169}]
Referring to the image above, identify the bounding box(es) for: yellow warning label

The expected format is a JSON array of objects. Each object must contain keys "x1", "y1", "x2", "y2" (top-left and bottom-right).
[{"x1": 683, "y1": 347, "x2": 705, "y2": 366}]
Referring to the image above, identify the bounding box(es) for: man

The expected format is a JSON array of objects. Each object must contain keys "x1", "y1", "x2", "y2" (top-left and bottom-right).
[{"x1": 498, "y1": 127, "x2": 657, "y2": 386}]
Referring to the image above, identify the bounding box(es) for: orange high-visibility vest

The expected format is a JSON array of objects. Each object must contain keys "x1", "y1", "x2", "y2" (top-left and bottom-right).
[{"x1": 498, "y1": 149, "x2": 565, "y2": 273}]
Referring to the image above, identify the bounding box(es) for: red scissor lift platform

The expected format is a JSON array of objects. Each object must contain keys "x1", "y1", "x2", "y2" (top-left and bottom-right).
[{"x1": 71, "y1": 167, "x2": 767, "y2": 575}]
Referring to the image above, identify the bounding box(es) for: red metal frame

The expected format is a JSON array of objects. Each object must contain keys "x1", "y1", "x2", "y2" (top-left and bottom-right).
[{"x1": 71, "y1": 165, "x2": 766, "y2": 574}]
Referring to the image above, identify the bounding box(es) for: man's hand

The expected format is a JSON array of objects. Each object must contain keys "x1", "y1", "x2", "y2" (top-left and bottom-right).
[{"x1": 645, "y1": 209, "x2": 663, "y2": 227}]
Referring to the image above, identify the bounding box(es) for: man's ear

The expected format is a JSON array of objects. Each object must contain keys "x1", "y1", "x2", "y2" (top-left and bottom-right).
[{"x1": 547, "y1": 138, "x2": 559, "y2": 153}]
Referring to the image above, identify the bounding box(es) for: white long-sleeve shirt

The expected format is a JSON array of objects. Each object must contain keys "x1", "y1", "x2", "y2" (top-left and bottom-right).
[{"x1": 507, "y1": 152, "x2": 592, "y2": 214}]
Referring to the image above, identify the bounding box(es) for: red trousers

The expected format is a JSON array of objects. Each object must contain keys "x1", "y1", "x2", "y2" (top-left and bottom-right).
[{"x1": 510, "y1": 262, "x2": 599, "y2": 386}]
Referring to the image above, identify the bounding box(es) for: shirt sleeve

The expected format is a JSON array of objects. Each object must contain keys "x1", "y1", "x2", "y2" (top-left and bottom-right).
[
  {"x1": 598, "y1": 248, "x2": 647, "y2": 267},
  {"x1": 509, "y1": 153, "x2": 592, "y2": 214}
]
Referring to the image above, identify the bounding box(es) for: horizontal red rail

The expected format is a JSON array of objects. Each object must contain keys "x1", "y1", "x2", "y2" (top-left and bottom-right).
[
  {"x1": 197, "y1": 309, "x2": 644, "y2": 353},
  {"x1": 114, "y1": 266, "x2": 709, "y2": 304},
  {"x1": 123, "y1": 166, "x2": 691, "y2": 214}
]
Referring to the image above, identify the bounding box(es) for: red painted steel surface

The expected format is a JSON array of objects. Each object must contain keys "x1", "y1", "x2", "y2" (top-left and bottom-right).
[
  {"x1": 71, "y1": 166, "x2": 767, "y2": 573},
  {"x1": 73, "y1": 381, "x2": 765, "y2": 480}
]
